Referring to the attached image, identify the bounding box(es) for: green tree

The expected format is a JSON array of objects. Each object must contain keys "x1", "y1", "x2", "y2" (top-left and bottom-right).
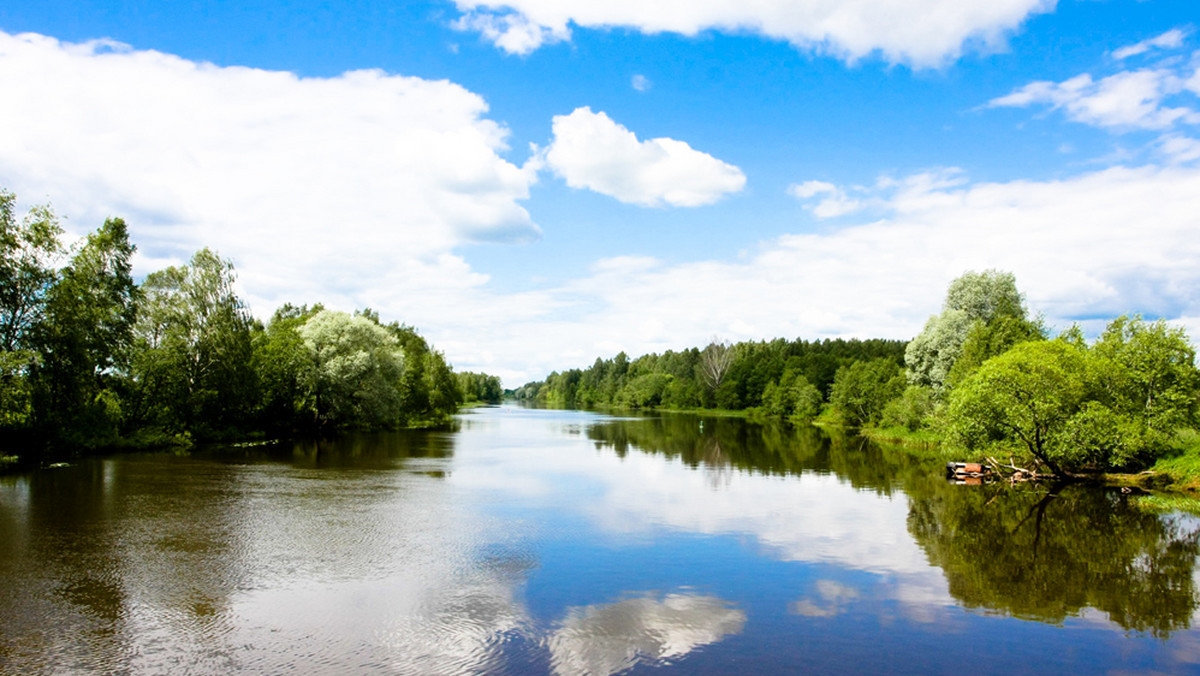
[
  {"x1": 880, "y1": 385, "x2": 937, "y2": 431},
  {"x1": 456, "y1": 371, "x2": 504, "y2": 404},
  {"x1": 130, "y1": 248, "x2": 256, "y2": 436},
  {"x1": 0, "y1": 190, "x2": 62, "y2": 353},
  {"x1": 33, "y1": 218, "x2": 138, "y2": 446},
  {"x1": 949, "y1": 318, "x2": 1200, "y2": 473},
  {"x1": 762, "y1": 369, "x2": 822, "y2": 422},
  {"x1": 385, "y1": 320, "x2": 462, "y2": 424},
  {"x1": 252, "y1": 303, "x2": 323, "y2": 433},
  {"x1": 828, "y1": 358, "x2": 905, "y2": 426},
  {"x1": 947, "y1": 340, "x2": 1088, "y2": 475},
  {"x1": 298, "y1": 310, "x2": 404, "y2": 429},
  {"x1": 0, "y1": 191, "x2": 63, "y2": 438},
  {"x1": 907, "y1": 270, "x2": 1040, "y2": 392},
  {"x1": 1091, "y1": 316, "x2": 1199, "y2": 440}
]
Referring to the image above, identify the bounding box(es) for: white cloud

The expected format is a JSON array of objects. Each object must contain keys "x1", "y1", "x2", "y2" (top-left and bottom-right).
[
  {"x1": 453, "y1": 0, "x2": 1057, "y2": 67},
  {"x1": 543, "y1": 107, "x2": 746, "y2": 207},
  {"x1": 465, "y1": 163, "x2": 1200, "y2": 385},
  {"x1": 548, "y1": 593, "x2": 745, "y2": 675},
  {"x1": 1112, "y1": 28, "x2": 1189, "y2": 60},
  {"x1": 991, "y1": 29, "x2": 1200, "y2": 132},
  {"x1": 453, "y1": 10, "x2": 570, "y2": 55},
  {"x1": 990, "y1": 69, "x2": 1200, "y2": 130},
  {"x1": 631, "y1": 74, "x2": 651, "y2": 92},
  {"x1": 0, "y1": 30, "x2": 541, "y2": 333},
  {"x1": 1159, "y1": 134, "x2": 1200, "y2": 164},
  {"x1": 788, "y1": 180, "x2": 865, "y2": 217}
]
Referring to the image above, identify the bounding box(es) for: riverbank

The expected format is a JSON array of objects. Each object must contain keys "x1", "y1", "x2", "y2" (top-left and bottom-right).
[{"x1": 859, "y1": 425, "x2": 1200, "y2": 494}]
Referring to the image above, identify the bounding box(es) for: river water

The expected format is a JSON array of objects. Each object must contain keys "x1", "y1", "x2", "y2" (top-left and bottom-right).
[{"x1": 2, "y1": 406, "x2": 1199, "y2": 675}]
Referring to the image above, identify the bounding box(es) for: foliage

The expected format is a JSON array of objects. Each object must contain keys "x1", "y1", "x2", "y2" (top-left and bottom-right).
[
  {"x1": 129, "y1": 248, "x2": 257, "y2": 437},
  {"x1": 0, "y1": 184, "x2": 468, "y2": 457},
  {"x1": 947, "y1": 340, "x2": 1088, "y2": 474},
  {"x1": 457, "y1": 371, "x2": 503, "y2": 404},
  {"x1": 0, "y1": 190, "x2": 63, "y2": 353},
  {"x1": 761, "y1": 369, "x2": 822, "y2": 423},
  {"x1": 515, "y1": 337, "x2": 906, "y2": 417},
  {"x1": 947, "y1": 319, "x2": 1200, "y2": 473},
  {"x1": 906, "y1": 270, "x2": 1042, "y2": 393},
  {"x1": 298, "y1": 310, "x2": 405, "y2": 429},
  {"x1": 908, "y1": 480, "x2": 1200, "y2": 636},
  {"x1": 828, "y1": 358, "x2": 905, "y2": 426},
  {"x1": 32, "y1": 218, "x2": 139, "y2": 447},
  {"x1": 879, "y1": 385, "x2": 937, "y2": 431}
]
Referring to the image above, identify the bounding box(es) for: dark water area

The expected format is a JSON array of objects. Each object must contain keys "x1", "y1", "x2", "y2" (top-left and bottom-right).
[{"x1": 2, "y1": 406, "x2": 1199, "y2": 674}]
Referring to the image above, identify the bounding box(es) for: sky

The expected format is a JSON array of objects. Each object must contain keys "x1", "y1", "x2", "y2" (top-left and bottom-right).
[{"x1": 1, "y1": 0, "x2": 1199, "y2": 386}]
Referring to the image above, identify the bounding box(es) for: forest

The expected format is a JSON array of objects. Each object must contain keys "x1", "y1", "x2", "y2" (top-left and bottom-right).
[
  {"x1": 517, "y1": 270, "x2": 1200, "y2": 477},
  {"x1": 0, "y1": 189, "x2": 502, "y2": 459}
]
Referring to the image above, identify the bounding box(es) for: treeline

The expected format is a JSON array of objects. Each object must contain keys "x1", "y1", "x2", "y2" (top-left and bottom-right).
[
  {"x1": 519, "y1": 270, "x2": 1200, "y2": 476},
  {"x1": 0, "y1": 189, "x2": 499, "y2": 458},
  {"x1": 513, "y1": 337, "x2": 907, "y2": 412}
]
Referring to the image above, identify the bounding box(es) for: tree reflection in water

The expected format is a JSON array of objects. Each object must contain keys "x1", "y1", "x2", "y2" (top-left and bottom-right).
[
  {"x1": 586, "y1": 413, "x2": 1200, "y2": 636},
  {"x1": 907, "y1": 479, "x2": 1200, "y2": 637}
]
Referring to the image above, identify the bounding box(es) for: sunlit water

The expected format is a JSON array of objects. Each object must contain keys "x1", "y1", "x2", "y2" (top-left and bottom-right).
[{"x1": 2, "y1": 406, "x2": 1200, "y2": 674}]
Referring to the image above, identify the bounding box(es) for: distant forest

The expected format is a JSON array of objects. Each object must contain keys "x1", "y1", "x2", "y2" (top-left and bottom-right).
[
  {"x1": 517, "y1": 270, "x2": 1200, "y2": 477},
  {"x1": 513, "y1": 337, "x2": 906, "y2": 414}
]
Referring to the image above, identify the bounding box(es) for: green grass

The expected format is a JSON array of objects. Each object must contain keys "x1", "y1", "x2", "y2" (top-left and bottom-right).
[{"x1": 1146, "y1": 430, "x2": 1200, "y2": 492}]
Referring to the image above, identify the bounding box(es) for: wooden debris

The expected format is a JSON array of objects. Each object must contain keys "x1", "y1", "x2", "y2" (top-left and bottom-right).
[{"x1": 946, "y1": 461, "x2": 989, "y2": 484}]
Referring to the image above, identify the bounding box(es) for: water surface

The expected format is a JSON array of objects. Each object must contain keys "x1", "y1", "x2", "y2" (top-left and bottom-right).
[{"x1": 2, "y1": 406, "x2": 1199, "y2": 674}]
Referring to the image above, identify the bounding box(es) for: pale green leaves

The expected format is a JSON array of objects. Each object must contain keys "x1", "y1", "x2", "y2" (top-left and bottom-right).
[{"x1": 298, "y1": 310, "x2": 405, "y2": 428}]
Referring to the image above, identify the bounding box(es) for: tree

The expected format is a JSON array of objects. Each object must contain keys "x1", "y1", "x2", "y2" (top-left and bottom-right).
[
  {"x1": 0, "y1": 191, "x2": 63, "y2": 436},
  {"x1": 0, "y1": 190, "x2": 62, "y2": 353},
  {"x1": 1091, "y1": 316, "x2": 1199, "y2": 439},
  {"x1": 828, "y1": 358, "x2": 905, "y2": 427},
  {"x1": 949, "y1": 318, "x2": 1200, "y2": 473},
  {"x1": 33, "y1": 218, "x2": 138, "y2": 446},
  {"x1": 386, "y1": 320, "x2": 461, "y2": 424},
  {"x1": 947, "y1": 340, "x2": 1088, "y2": 475},
  {"x1": 699, "y1": 338, "x2": 734, "y2": 393},
  {"x1": 762, "y1": 370, "x2": 822, "y2": 422},
  {"x1": 130, "y1": 248, "x2": 256, "y2": 436},
  {"x1": 252, "y1": 303, "x2": 323, "y2": 433},
  {"x1": 907, "y1": 270, "x2": 1041, "y2": 392},
  {"x1": 457, "y1": 371, "x2": 503, "y2": 404},
  {"x1": 298, "y1": 310, "x2": 404, "y2": 428},
  {"x1": 880, "y1": 385, "x2": 937, "y2": 431}
]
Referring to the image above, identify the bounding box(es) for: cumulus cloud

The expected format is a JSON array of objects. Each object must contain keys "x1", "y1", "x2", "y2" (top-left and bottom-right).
[
  {"x1": 453, "y1": 0, "x2": 1056, "y2": 66},
  {"x1": 542, "y1": 107, "x2": 745, "y2": 207},
  {"x1": 0, "y1": 30, "x2": 540, "y2": 321}
]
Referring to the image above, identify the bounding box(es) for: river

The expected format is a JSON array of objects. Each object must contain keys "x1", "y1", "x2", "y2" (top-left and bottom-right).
[{"x1": 2, "y1": 405, "x2": 1199, "y2": 674}]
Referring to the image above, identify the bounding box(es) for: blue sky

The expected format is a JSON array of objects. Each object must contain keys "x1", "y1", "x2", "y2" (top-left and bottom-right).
[{"x1": 2, "y1": 1, "x2": 1199, "y2": 384}]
